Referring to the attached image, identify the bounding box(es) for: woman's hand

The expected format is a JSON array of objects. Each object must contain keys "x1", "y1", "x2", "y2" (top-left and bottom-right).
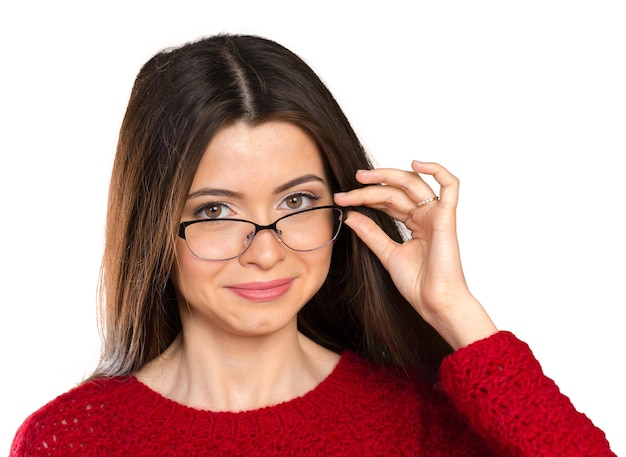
[{"x1": 333, "y1": 160, "x2": 497, "y2": 350}]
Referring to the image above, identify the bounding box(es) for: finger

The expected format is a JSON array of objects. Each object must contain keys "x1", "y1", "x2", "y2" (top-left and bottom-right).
[
  {"x1": 334, "y1": 185, "x2": 416, "y2": 221},
  {"x1": 342, "y1": 210, "x2": 397, "y2": 268},
  {"x1": 410, "y1": 161, "x2": 459, "y2": 209},
  {"x1": 354, "y1": 168, "x2": 435, "y2": 202},
  {"x1": 353, "y1": 167, "x2": 439, "y2": 209}
]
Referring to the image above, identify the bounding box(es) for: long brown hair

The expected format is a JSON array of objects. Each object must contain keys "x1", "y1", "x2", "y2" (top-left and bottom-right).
[{"x1": 92, "y1": 34, "x2": 452, "y2": 382}]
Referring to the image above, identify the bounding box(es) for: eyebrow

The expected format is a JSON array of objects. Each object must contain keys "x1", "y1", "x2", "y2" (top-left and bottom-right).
[{"x1": 187, "y1": 174, "x2": 327, "y2": 200}]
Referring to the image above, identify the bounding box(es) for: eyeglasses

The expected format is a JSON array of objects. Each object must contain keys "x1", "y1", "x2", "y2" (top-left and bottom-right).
[{"x1": 178, "y1": 205, "x2": 345, "y2": 261}]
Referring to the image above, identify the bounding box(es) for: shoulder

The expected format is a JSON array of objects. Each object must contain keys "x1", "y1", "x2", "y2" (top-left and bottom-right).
[
  {"x1": 25, "y1": 376, "x2": 135, "y2": 421},
  {"x1": 10, "y1": 377, "x2": 135, "y2": 456},
  {"x1": 338, "y1": 351, "x2": 427, "y2": 390},
  {"x1": 334, "y1": 351, "x2": 452, "y2": 416},
  {"x1": 328, "y1": 352, "x2": 492, "y2": 453}
]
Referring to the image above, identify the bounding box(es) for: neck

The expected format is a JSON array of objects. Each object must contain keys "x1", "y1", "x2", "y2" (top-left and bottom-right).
[{"x1": 137, "y1": 323, "x2": 339, "y2": 412}]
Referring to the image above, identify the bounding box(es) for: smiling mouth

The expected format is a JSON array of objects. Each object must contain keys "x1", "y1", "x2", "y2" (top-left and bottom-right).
[{"x1": 227, "y1": 278, "x2": 294, "y2": 302}]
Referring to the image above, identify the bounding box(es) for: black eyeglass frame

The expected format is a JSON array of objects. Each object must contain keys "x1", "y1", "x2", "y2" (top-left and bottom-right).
[{"x1": 177, "y1": 205, "x2": 346, "y2": 260}]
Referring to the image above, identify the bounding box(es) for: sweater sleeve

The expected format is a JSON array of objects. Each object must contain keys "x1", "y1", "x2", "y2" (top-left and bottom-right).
[{"x1": 439, "y1": 331, "x2": 615, "y2": 457}]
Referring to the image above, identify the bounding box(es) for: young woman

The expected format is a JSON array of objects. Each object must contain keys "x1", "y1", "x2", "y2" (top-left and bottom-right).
[{"x1": 10, "y1": 34, "x2": 615, "y2": 456}]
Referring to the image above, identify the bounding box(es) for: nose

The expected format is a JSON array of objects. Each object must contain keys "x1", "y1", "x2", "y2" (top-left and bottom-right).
[
  {"x1": 238, "y1": 227, "x2": 286, "y2": 269},
  {"x1": 243, "y1": 223, "x2": 283, "y2": 249}
]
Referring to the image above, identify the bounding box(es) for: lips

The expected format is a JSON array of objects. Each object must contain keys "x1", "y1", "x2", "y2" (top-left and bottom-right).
[{"x1": 227, "y1": 278, "x2": 294, "y2": 302}]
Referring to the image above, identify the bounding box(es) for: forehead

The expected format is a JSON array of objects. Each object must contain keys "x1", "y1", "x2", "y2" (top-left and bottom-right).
[{"x1": 190, "y1": 121, "x2": 328, "y2": 194}]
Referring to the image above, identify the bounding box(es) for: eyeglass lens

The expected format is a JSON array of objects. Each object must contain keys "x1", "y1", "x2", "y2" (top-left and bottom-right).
[{"x1": 183, "y1": 207, "x2": 342, "y2": 260}]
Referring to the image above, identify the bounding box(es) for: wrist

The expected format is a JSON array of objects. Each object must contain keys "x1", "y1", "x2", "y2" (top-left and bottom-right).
[{"x1": 427, "y1": 297, "x2": 498, "y2": 351}]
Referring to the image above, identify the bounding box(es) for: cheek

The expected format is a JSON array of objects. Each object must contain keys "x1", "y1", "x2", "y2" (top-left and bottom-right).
[
  {"x1": 306, "y1": 246, "x2": 334, "y2": 283},
  {"x1": 170, "y1": 240, "x2": 221, "y2": 297}
]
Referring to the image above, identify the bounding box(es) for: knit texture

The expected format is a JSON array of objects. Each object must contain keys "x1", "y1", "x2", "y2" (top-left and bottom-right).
[{"x1": 10, "y1": 331, "x2": 615, "y2": 456}]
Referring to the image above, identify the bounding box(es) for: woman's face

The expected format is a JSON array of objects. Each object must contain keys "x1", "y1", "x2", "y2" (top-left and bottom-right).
[{"x1": 171, "y1": 120, "x2": 335, "y2": 340}]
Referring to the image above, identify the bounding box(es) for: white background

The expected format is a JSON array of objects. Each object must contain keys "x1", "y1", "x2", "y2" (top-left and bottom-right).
[{"x1": 1, "y1": 1, "x2": 624, "y2": 454}]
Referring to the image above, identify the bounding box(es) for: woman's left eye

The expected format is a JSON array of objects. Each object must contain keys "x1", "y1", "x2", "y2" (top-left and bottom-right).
[{"x1": 281, "y1": 193, "x2": 320, "y2": 210}]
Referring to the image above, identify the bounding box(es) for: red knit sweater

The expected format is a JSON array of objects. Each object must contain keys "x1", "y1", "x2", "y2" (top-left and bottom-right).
[{"x1": 10, "y1": 332, "x2": 615, "y2": 456}]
